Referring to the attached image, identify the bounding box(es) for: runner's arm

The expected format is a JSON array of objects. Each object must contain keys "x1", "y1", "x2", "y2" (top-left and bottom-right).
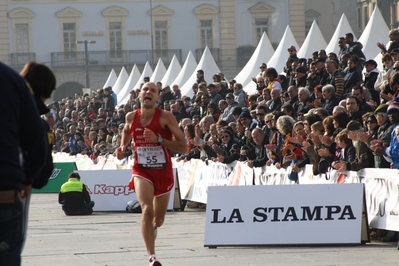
[
  {"x1": 120, "y1": 111, "x2": 135, "y2": 152},
  {"x1": 160, "y1": 111, "x2": 187, "y2": 153}
]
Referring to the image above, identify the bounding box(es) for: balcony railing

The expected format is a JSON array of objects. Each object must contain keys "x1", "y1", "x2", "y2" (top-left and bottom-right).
[
  {"x1": 10, "y1": 53, "x2": 36, "y2": 66},
  {"x1": 50, "y1": 49, "x2": 182, "y2": 67},
  {"x1": 195, "y1": 48, "x2": 220, "y2": 63}
]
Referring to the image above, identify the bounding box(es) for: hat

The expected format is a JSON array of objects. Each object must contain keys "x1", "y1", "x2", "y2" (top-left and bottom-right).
[
  {"x1": 192, "y1": 83, "x2": 198, "y2": 87},
  {"x1": 226, "y1": 93, "x2": 234, "y2": 99},
  {"x1": 365, "y1": 59, "x2": 377, "y2": 67},
  {"x1": 239, "y1": 110, "x2": 252, "y2": 120},
  {"x1": 295, "y1": 66, "x2": 307, "y2": 74},
  {"x1": 97, "y1": 118, "x2": 105, "y2": 123},
  {"x1": 207, "y1": 83, "x2": 216, "y2": 89},
  {"x1": 119, "y1": 123, "x2": 125, "y2": 129},
  {"x1": 388, "y1": 97, "x2": 399, "y2": 114},
  {"x1": 391, "y1": 48, "x2": 399, "y2": 54},
  {"x1": 110, "y1": 122, "x2": 118, "y2": 127},
  {"x1": 346, "y1": 121, "x2": 362, "y2": 131},
  {"x1": 287, "y1": 45, "x2": 296, "y2": 52},
  {"x1": 374, "y1": 104, "x2": 388, "y2": 114},
  {"x1": 229, "y1": 79, "x2": 237, "y2": 84},
  {"x1": 316, "y1": 58, "x2": 326, "y2": 63}
]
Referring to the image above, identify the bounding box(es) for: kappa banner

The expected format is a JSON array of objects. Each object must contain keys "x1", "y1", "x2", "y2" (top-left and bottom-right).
[{"x1": 78, "y1": 169, "x2": 176, "y2": 211}]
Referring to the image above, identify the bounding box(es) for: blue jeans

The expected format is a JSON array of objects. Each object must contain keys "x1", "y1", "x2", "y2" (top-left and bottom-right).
[{"x1": 0, "y1": 196, "x2": 23, "y2": 266}]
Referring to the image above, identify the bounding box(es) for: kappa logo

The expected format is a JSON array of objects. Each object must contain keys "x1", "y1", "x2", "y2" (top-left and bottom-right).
[{"x1": 49, "y1": 168, "x2": 62, "y2": 180}]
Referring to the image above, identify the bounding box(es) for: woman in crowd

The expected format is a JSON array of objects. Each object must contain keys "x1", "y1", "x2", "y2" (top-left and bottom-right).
[
  {"x1": 172, "y1": 84, "x2": 182, "y2": 99},
  {"x1": 277, "y1": 115, "x2": 302, "y2": 168},
  {"x1": 362, "y1": 113, "x2": 379, "y2": 140},
  {"x1": 207, "y1": 102, "x2": 220, "y2": 121},
  {"x1": 214, "y1": 127, "x2": 240, "y2": 164},
  {"x1": 333, "y1": 130, "x2": 356, "y2": 164},
  {"x1": 177, "y1": 124, "x2": 200, "y2": 162},
  {"x1": 98, "y1": 127, "x2": 109, "y2": 143},
  {"x1": 374, "y1": 53, "x2": 394, "y2": 91}
]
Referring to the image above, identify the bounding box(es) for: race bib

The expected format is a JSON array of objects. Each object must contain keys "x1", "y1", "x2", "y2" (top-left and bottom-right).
[{"x1": 137, "y1": 146, "x2": 166, "y2": 169}]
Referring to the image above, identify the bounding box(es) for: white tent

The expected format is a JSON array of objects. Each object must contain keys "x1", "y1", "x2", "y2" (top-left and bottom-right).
[
  {"x1": 111, "y1": 67, "x2": 129, "y2": 95},
  {"x1": 117, "y1": 65, "x2": 141, "y2": 105},
  {"x1": 150, "y1": 58, "x2": 167, "y2": 83},
  {"x1": 170, "y1": 51, "x2": 197, "y2": 88},
  {"x1": 267, "y1": 26, "x2": 299, "y2": 74},
  {"x1": 325, "y1": 13, "x2": 356, "y2": 55},
  {"x1": 103, "y1": 69, "x2": 117, "y2": 89},
  {"x1": 160, "y1": 55, "x2": 182, "y2": 87},
  {"x1": 180, "y1": 46, "x2": 221, "y2": 98},
  {"x1": 358, "y1": 6, "x2": 389, "y2": 60},
  {"x1": 297, "y1": 20, "x2": 327, "y2": 59},
  {"x1": 234, "y1": 32, "x2": 275, "y2": 94},
  {"x1": 132, "y1": 62, "x2": 153, "y2": 91}
]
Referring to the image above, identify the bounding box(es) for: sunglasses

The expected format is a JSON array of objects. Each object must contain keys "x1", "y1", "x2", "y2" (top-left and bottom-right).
[
  {"x1": 221, "y1": 135, "x2": 230, "y2": 139},
  {"x1": 383, "y1": 59, "x2": 392, "y2": 62},
  {"x1": 260, "y1": 66, "x2": 266, "y2": 69},
  {"x1": 265, "y1": 120, "x2": 274, "y2": 124},
  {"x1": 288, "y1": 50, "x2": 295, "y2": 52}
]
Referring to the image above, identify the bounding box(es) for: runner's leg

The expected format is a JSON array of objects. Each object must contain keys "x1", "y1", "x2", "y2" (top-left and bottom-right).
[
  {"x1": 153, "y1": 192, "x2": 170, "y2": 228},
  {"x1": 134, "y1": 177, "x2": 156, "y2": 256}
]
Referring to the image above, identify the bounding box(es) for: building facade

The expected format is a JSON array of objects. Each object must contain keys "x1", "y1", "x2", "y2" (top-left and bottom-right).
[
  {"x1": 356, "y1": 0, "x2": 399, "y2": 33},
  {"x1": 4, "y1": 0, "x2": 369, "y2": 101}
]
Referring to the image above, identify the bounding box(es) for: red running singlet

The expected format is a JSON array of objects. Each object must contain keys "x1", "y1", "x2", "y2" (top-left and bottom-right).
[{"x1": 129, "y1": 108, "x2": 174, "y2": 196}]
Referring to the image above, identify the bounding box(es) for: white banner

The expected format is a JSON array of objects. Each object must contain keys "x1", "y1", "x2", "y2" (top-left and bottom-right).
[
  {"x1": 79, "y1": 169, "x2": 175, "y2": 211},
  {"x1": 204, "y1": 184, "x2": 364, "y2": 246}
]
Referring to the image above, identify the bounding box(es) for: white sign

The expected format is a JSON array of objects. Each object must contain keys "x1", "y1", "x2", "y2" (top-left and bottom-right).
[
  {"x1": 204, "y1": 184, "x2": 364, "y2": 246},
  {"x1": 79, "y1": 169, "x2": 176, "y2": 211}
]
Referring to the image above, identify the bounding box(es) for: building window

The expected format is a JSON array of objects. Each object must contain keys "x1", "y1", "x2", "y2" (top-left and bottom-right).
[
  {"x1": 109, "y1": 22, "x2": 122, "y2": 58},
  {"x1": 248, "y1": 2, "x2": 275, "y2": 45},
  {"x1": 200, "y1": 20, "x2": 213, "y2": 48},
  {"x1": 63, "y1": 23, "x2": 76, "y2": 53},
  {"x1": 357, "y1": 7, "x2": 362, "y2": 30},
  {"x1": 15, "y1": 24, "x2": 29, "y2": 53},
  {"x1": 255, "y1": 18, "x2": 268, "y2": 43},
  {"x1": 155, "y1": 21, "x2": 168, "y2": 50},
  {"x1": 194, "y1": 4, "x2": 218, "y2": 49}
]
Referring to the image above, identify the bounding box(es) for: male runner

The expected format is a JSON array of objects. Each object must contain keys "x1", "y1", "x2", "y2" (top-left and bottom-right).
[{"x1": 117, "y1": 82, "x2": 187, "y2": 266}]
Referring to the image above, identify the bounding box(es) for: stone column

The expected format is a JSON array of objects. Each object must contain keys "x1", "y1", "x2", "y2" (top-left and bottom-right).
[
  {"x1": 289, "y1": 0, "x2": 306, "y2": 45},
  {"x1": 219, "y1": 0, "x2": 237, "y2": 79},
  {"x1": 0, "y1": 2, "x2": 10, "y2": 63}
]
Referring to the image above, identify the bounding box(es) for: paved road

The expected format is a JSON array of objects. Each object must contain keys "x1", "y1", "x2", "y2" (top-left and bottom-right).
[{"x1": 23, "y1": 194, "x2": 398, "y2": 266}]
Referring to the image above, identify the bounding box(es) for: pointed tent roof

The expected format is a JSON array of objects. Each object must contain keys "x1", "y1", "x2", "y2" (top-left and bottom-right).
[
  {"x1": 132, "y1": 62, "x2": 153, "y2": 91},
  {"x1": 326, "y1": 13, "x2": 356, "y2": 54},
  {"x1": 170, "y1": 51, "x2": 197, "y2": 88},
  {"x1": 358, "y1": 6, "x2": 389, "y2": 60},
  {"x1": 160, "y1": 55, "x2": 182, "y2": 87},
  {"x1": 297, "y1": 20, "x2": 327, "y2": 59},
  {"x1": 117, "y1": 65, "x2": 141, "y2": 105},
  {"x1": 103, "y1": 69, "x2": 118, "y2": 89},
  {"x1": 150, "y1": 58, "x2": 167, "y2": 83},
  {"x1": 111, "y1": 67, "x2": 129, "y2": 95},
  {"x1": 267, "y1": 26, "x2": 299, "y2": 75},
  {"x1": 180, "y1": 46, "x2": 221, "y2": 98},
  {"x1": 235, "y1": 32, "x2": 274, "y2": 94}
]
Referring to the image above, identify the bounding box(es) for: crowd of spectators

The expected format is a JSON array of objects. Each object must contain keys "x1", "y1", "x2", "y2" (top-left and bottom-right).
[{"x1": 49, "y1": 31, "x2": 399, "y2": 176}]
